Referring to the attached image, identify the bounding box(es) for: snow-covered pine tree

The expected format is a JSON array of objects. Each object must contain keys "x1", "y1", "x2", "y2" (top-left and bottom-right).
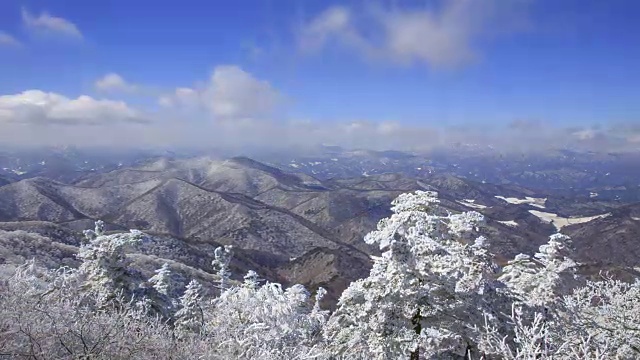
[
  {"x1": 212, "y1": 245, "x2": 233, "y2": 293},
  {"x1": 499, "y1": 233, "x2": 579, "y2": 307},
  {"x1": 243, "y1": 269, "x2": 261, "y2": 289},
  {"x1": 149, "y1": 263, "x2": 173, "y2": 296},
  {"x1": 323, "y1": 190, "x2": 505, "y2": 359},
  {"x1": 146, "y1": 262, "x2": 179, "y2": 319},
  {"x1": 174, "y1": 279, "x2": 205, "y2": 337},
  {"x1": 76, "y1": 220, "x2": 146, "y2": 307}
]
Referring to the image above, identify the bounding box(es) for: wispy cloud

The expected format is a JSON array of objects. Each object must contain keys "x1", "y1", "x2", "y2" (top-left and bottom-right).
[
  {"x1": 95, "y1": 73, "x2": 139, "y2": 93},
  {"x1": 298, "y1": 0, "x2": 532, "y2": 68},
  {"x1": 21, "y1": 7, "x2": 83, "y2": 39},
  {"x1": 0, "y1": 31, "x2": 21, "y2": 47}
]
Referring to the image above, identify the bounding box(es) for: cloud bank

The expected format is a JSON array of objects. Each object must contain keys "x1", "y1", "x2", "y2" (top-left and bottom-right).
[{"x1": 0, "y1": 90, "x2": 143, "y2": 125}]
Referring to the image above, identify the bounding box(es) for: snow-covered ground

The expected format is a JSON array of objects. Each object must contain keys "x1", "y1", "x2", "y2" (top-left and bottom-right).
[
  {"x1": 456, "y1": 199, "x2": 488, "y2": 210},
  {"x1": 498, "y1": 220, "x2": 518, "y2": 227},
  {"x1": 528, "y1": 210, "x2": 610, "y2": 231},
  {"x1": 495, "y1": 195, "x2": 547, "y2": 209}
]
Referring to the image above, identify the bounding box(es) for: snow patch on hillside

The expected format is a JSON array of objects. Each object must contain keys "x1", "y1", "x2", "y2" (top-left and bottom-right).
[
  {"x1": 456, "y1": 199, "x2": 487, "y2": 210},
  {"x1": 528, "y1": 210, "x2": 610, "y2": 231},
  {"x1": 495, "y1": 195, "x2": 547, "y2": 208},
  {"x1": 498, "y1": 220, "x2": 518, "y2": 227}
]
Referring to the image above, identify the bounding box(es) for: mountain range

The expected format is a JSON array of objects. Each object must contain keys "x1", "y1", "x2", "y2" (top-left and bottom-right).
[{"x1": 0, "y1": 147, "x2": 639, "y2": 304}]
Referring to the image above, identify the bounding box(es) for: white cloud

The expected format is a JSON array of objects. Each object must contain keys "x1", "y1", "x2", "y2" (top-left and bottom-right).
[
  {"x1": 572, "y1": 128, "x2": 599, "y2": 141},
  {"x1": 0, "y1": 89, "x2": 637, "y2": 152},
  {"x1": 95, "y1": 73, "x2": 139, "y2": 93},
  {"x1": 0, "y1": 69, "x2": 636, "y2": 153},
  {"x1": 298, "y1": 0, "x2": 531, "y2": 68},
  {"x1": 0, "y1": 90, "x2": 143, "y2": 125},
  {"x1": 0, "y1": 31, "x2": 21, "y2": 47},
  {"x1": 159, "y1": 65, "x2": 282, "y2": 120},
  {"x1": 21, "y1": 8, "x2": 83, "y2": 39},
  {"x1": 207, "y1": 65, "x2": 282, "y2": 119},
  {"x1": 158, "y1": 88, "x2": 201, "y2": 108},
  {"x1": 298, "y1": 6, "x2": 358, "y2": 52}
]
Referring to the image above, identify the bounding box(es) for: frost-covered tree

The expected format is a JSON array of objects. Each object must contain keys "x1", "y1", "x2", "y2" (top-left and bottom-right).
[
  {"x1": 76, "y1": 220, "x2": 146, "y2": 306},
  {"x1": 174, "y1": 279, "x2": 205, "y2": 337},
  {"x1": 557, "y1": 277, "x2": 640, "y2": 358},
  {"x1": 212, "y1": 245, "x2": 233, "y2": 293},
  {"x1": 479, "y1": 233, "x2": 580, "y2": 359},
  {"x1": 149, "y1": 263, "x2": 174, "y2": 296},
  {"x1": 313, "y1": 287, "x2": 328, "y2": 314},
  {"x1": 0, "y1": 261, "x2": 183, "y2": 359},
  {"x1": 205, "y1": 275, "x2": 327, "y2": 359},
  {"x1": 324, "y1": 191, "x2": 505, "y2": 359},
  {"x1": 147, "y1": 262, "x2": 179, "y2": 319},
  {"x1": 499, "y1": 233, "x2": 579, "y2": 307},
  {"x1": 243, "y1": 269, "x2": 261, "y2": 289},
  {"x1": 480, "y1": 275, "x2": 640, "y2": 360}
]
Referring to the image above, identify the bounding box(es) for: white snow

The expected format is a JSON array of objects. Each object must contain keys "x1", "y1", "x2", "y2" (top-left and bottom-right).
[
  {"x1": 528, "y1": 210, "x2": 610, "y2": 231},
  {"x1": 331, "y1": 158, "x2": 338, "y2": 161},
  {"x1": 590, "y1": 192, "x2": 598, "y2": 198},
  {"x1": 289, "y1": 163, "x2": 300, "y2": 168},
  {"x1": 495, "y1": 195, "x2": 547, "y2": 209},
  {"x1": 632, "y1": 217, "x2": 640, "y2": 221},
  {"x1": 456, "y1": 200, "x2": 487, "y2": 210},
  {"x1": 498, "y1": 220, "x2": 518, "y2": 227}
]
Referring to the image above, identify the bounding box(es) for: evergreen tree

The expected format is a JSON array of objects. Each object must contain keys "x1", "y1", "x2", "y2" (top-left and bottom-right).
[
  {"x1": 174, "y1": 279, "x2": 204, "y2": 337},
  {"x1": 212, "y1": 245, "x2": 233, "y2": 293},
  {"x1": 324, "y1": 191, "x2": 505, "y2": 359},
  {"x1": 76, "y1": 220, "x2": 145, "y2": 306}
]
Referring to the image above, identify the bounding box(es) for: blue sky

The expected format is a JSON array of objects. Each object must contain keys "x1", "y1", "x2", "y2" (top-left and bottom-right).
[{"x1": 0, "y1": 0, "x2": 639, "y2": 150}]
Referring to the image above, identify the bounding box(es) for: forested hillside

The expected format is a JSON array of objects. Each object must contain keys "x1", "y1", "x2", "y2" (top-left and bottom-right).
[{"x1": 1, "y1": 191, "x2": 637, "y2": 359}]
